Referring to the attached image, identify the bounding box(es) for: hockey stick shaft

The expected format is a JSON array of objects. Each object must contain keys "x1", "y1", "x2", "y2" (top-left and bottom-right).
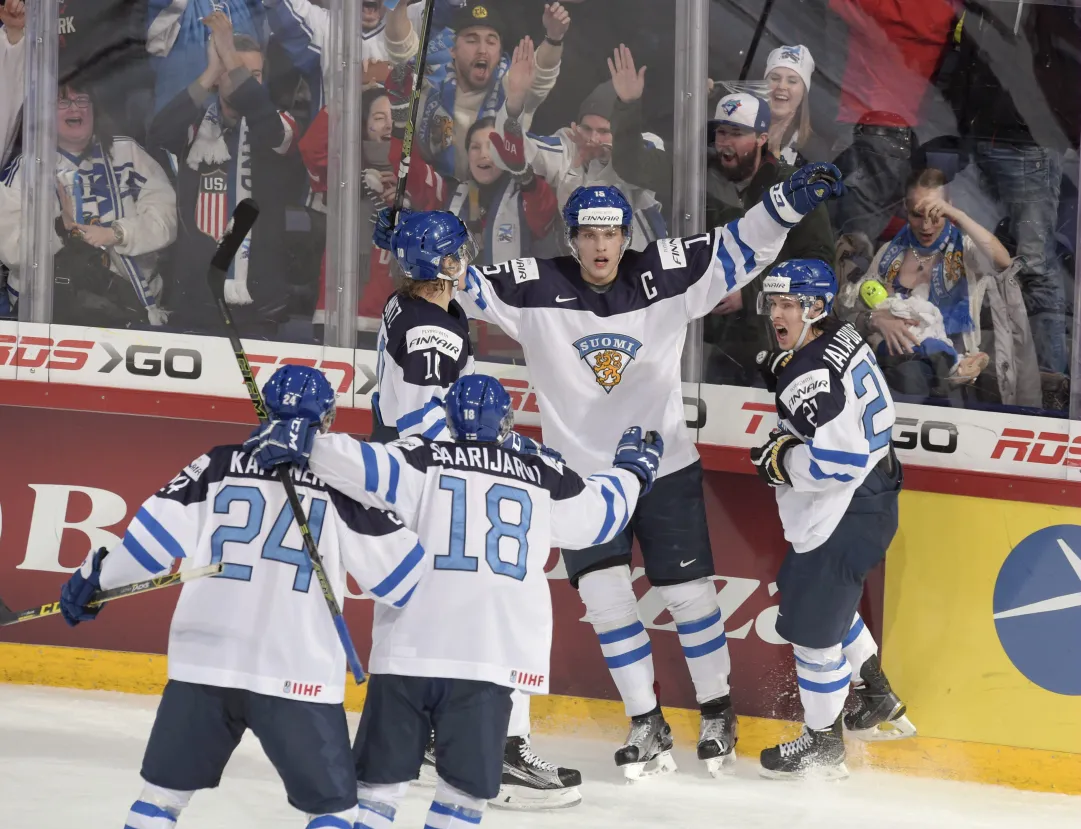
[
  {"x1": 207, "y1": 200, "x2": 366, "y2": 685},
  {"x1": 0, "y1": 564, "x2": 224, "y2": 626},
  {"x1": 390, "y1": 0, "x2": 437, "y2": 225}
]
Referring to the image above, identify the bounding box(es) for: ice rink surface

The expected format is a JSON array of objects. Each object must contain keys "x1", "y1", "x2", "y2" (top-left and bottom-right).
[{"x1": 1, "y1": 685, "x2": 1077, "y2": 828}]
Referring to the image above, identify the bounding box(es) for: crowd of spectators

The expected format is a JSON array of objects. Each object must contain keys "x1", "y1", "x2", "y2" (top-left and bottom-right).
[{"x1": 0, "y1": 0, "x2": 1077, "y2": 416}]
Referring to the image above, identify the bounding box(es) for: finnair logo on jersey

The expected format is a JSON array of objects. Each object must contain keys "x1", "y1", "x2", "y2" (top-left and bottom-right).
[{"x1": 573, "y1": 334, "x2": 643, "y2": 394}]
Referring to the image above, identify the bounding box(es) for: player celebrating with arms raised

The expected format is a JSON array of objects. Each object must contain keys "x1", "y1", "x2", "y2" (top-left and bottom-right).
[
  {"x1": 751, "y1": 259, "x2": 915, "y2": 779},
  {"x1": 375, "y1": 161, "x2": 845, "y2": 777}
]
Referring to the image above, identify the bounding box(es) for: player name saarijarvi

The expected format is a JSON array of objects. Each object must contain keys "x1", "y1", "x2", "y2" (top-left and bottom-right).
[{"x1": 428, "y1": 442, "x2": 543, "y2": 484}]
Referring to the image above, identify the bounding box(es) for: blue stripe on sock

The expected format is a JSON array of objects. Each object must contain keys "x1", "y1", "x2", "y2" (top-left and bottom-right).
[
  {"x1": 358, "y1": 798, "x2": 397, "y2": 820},
  {"x1": 682, "y1": 631, "x2": 727, "y2": 659},
  {"x1": 130, "y1": 800, "x2": 176, "y2": 822},
  {"x1": 604, "y1": 640, "x2": 652, "y2": 669},
  {"x1": 796, "y1": 673, "x2": 852, "y2": 694},
  {"x1": 135, "y1": 507, "x2": 186, "y2": 559},
  {"x1": 307, "y1": 816, "x2": 351, "y2": 829},
  {"x1": 842, "y1": 617, "x2": 866, "y2": 648},
  {"x1": 795, "y1": 654, "x2": 848, "y2": 673},
  {"x1": 429, "y1": 801, "x2": 483, "y2": 824},
  {"x1": 675, "y1": 609, "x2": 722, "y2": 636},
  {"x1": 122, "y1": 531, "x2": 166, "y2": 574},
  {"x1": 597, "y1": 620, "x2": 644, "y2": 644}
]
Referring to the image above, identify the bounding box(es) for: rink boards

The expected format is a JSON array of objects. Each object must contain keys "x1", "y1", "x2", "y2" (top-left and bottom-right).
[{"x1": 0, "y1": 358, "x2": 1080, "y2": 794}]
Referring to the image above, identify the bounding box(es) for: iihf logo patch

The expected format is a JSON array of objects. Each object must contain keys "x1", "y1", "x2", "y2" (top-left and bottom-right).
[
  {"x1": 573, "y1": 334, "x2": 643, "y2": 393},
  {"x1": 283, "y1": 681, "x2": 292, "y2": 694},
  {"x1": 722, "y1": 99, "x2": 742, "y2": 116},
  {"x1": 509, "y1": 670, "x2": 517, "y2": 684}
]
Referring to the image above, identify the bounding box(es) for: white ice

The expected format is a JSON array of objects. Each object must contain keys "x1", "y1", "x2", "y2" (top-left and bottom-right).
[{"x1": 1, "y1": 685, "x2": 1077, "y2": 828}]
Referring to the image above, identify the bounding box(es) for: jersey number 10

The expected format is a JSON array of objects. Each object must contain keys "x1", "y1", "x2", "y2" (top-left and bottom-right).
[{"x1": 436, "y1": 474, "x2": 533, "y2": 582}]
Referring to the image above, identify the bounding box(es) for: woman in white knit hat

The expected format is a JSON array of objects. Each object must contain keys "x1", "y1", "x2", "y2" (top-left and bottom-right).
[{"x1": 763, "y1": 44, "x2": 816, "y2": 166}]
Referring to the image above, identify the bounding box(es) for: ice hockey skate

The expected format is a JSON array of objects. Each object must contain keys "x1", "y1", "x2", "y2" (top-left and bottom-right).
[
  {"x1": 615, "y1": 709, "x2": 677, "y2": 781},
  {"x1": 844, "y1": 655, "x2": 917, "y2": 741},
  {"x1": 490, "y1": 736, "x2": 583, "y2": 810},
  {"x1": 759, "y1": 715, "x2": 848, "y2": 780},
  {"x1": 697, "y1": 696, "x2": 738, "y2": 776}
]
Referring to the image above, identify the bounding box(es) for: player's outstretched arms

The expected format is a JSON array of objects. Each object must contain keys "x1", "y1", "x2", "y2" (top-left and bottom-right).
[{"x1": 552, "y1": 427, "x2": 662, "y2": 551}]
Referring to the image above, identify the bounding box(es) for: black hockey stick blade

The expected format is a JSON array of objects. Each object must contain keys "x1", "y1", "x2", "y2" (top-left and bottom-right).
[{"x1": 207, "y1": 198, "x2": 260, "y2": 301}]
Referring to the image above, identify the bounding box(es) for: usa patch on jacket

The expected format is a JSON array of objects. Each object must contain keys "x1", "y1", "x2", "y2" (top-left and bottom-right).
[{"x1": 573, "y1": 334, "x2": 643, "y2": 393}]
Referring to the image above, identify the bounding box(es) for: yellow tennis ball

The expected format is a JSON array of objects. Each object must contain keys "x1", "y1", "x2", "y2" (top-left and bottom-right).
[{"x1": 860, "y1": 279, "x2": 888, "y2": 309}]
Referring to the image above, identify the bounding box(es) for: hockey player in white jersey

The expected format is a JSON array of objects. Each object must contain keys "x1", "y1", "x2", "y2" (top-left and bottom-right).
[
  {"x1": 245, "y1": 372, "x2": 662, "y2": 829},
  {"x1": 750, "y1": 259, "x2": 915, "y2": 779},
  {"x1": 56, "y1": 365, "x2": 428, "y2": 829},
  {"x1": 372, "y1": 161, "x2": 845, "y2": 777},
  {"x1": 371, "y1": 208, "x2": 583, "y2": 807}
]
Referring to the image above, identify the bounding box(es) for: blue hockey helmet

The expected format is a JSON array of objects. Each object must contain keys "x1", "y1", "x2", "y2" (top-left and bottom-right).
[
  {"x1": 263, "y1": 365, "x2": 337, "y2": 431},
  {"x1": 444, "y1": 374, "x2": 514, "y2": 443},
  {"x1": 563, "y1": 185, "x2": 634, "y2": 267},
  {"x1": 757, "y1": 258, "x2": 838, "y2": 348},
  {"x1": 392, "y1": 210, "x2": 478, "y2": 282}
]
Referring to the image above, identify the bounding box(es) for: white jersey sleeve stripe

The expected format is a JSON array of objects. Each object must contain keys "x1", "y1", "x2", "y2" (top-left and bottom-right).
[
  {"x1": 368, "y1": 541, "x2": 426, "y2": 603},
  {"x1": 360, "y1": 441, "x2": 381, "y2": 495},
  {"x1": 120, "y1": 530, "x2": 168, "y2": 574},
  {"x1": 590, "y1": 473, "x2": 630, "y2": 541},
  {"x1": 396, "y1": 397, "x2": 443, "y2": 433},
  {"x1": 807, "y1": 441, "x2": 869, "y2": 469},
  {"x1": 386, "y1": 450, "x2": 401, "y2": 505},
  {"x1": 808, "y1": 458, "x2": 855, "y2": 483},
  {"x1": 134, "y1": 506, "x2": 187, "y2": 559}
]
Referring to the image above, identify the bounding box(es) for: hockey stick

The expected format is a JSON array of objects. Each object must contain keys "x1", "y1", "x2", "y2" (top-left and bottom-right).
[
  {"x1": 738, "y1": 0, "x2": 775, "y2": 81},
  {"x1": 207, "y1": 198, "x2": 366, "y2": 685},
  {"x1": 389, "y1": 0, "x2": 437, "y2": 225},
  {"x1": 0, "y1": 563, "x2": 224, "y2": 627}
]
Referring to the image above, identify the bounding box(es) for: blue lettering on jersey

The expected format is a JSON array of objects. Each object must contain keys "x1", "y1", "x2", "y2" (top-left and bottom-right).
[{"x1": 573, "y1": 334, "x2": 644, "y2": 394}]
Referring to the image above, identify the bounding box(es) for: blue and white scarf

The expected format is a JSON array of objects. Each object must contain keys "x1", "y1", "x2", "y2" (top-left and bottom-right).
[
  {"x1": 57, "y1": 143, "x2": 167, "y2": 324},
  {"x1": 878, "y1": 220, "x2": 973, "y2": 337},
  {"x1": 416, "y1": 55, "x2": 509, "y2": 179}
]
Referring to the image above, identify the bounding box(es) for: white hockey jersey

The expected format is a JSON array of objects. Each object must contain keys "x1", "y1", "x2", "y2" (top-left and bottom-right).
[
  {"x1": 773, "y1": 321, "x2": 897, "y2": 552},
  {"x1": 456, "y1": 199, "x2": 792, "y2": 478},
  {"x1": 374, "y1": 292, "x2": 475, "y2": 440},
  {"x1": 93, "y1": 445, "x2": 426, "y2": 704},
  {"x1": 305, "y1": 434, "x2": 642, "y2": 694}
]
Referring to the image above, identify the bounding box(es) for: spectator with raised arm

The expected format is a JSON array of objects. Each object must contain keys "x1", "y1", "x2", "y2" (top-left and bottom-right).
[
  {"x1": 148, "y1": 10, "x2": 302, "y2": 337},
  {"x1": 0, "y1": 79, "x2": 177, "y2": 327},
  {"x1": 0, "y1": 0, "x2": 26, "y2": 172},
  {"x1": 838, "y1": 168, "x2": 1041, "y2": 407},
  {"x1": 508, "y1": 46, "x2": 666, "y2": 253},
  {"x1": 386, "y1": 0, "x2": 569, "y2": 180}
]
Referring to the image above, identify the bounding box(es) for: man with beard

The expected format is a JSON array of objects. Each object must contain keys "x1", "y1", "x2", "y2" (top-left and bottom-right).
[
  {"x1": 386, "y1": 0, "x2": 569, "y2": 180},
  {"x1": 702, "y1": 93, "x2": 835, "y2": 386}
]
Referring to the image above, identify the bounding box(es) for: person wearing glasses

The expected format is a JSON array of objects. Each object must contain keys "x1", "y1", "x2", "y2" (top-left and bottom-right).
[{"x1": 0, "y1": 78, "x2": 177, "y2": 327}]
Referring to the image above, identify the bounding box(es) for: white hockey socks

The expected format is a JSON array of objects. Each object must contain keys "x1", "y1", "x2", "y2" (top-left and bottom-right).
[
  {"x1": 659, "y1": 579, "x2": 731, "y2": 704},
  {"x1": 123, "y1": 783, "x2": 191, "y2": 829},
  {"x1": 578, "y1": 566, "x2": 657, "y2": 716},
  {"x1": 507, "y1": 690, "x2": 530, "y2": 739},
  {"x1": 306, "y1": 808, "x2": 358, "y2": 829},
  {"x1": 841, "y1": 613, "x2": 878, "y2": 684},
  {"x1": 426, "y1": 779, "x2": 487, "y2": 828},
  {"x1": 356, "y1": 781, "x2": 409, "y2": 829},
  {"x1": 793, "y1": 643, "x2": 852, "y2": 730}
]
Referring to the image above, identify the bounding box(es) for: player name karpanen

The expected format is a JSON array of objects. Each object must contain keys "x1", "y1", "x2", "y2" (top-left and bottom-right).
[
  {"x1": 427, "y1": 442, "x2": 543, "y2": 484},
  {"x1": 229, "y1": 451, "x2": 326, "y2": 487}
]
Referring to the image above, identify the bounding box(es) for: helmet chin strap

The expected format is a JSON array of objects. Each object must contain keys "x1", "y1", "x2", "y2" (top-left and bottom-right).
[{"x1": 793, "y1": 301, "x2": 827, "y2": 349}]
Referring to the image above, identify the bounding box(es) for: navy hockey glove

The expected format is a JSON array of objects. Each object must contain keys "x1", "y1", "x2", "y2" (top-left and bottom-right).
[
  {"x1": 373, "y1": 207, "x2": 415, "y2": 252},
  {"x1": 502, "y1": 431, "x2": 564, "y2": 463},
  {"x1": 756, "y1": 349, "x2": 794, "y2": 394},
  {"x1": 244, "y1": 418, "x2": 320, "y2": 471},
  {"x1": 613, "y1": 426, "x2": 664, "y2": 494},
  {"x1": 60, "y1": 547, "x2": 109, "y2": 627},
  {"x1": 765, "y1": 162, "x2": 844, "y2": 225},
  {"x1": 750, "y1": 428, "x2": 800, "y2": 487}
]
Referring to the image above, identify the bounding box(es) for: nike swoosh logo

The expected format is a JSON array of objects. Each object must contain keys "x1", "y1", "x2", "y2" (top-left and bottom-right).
[
  {"x1": 679, "y1": 559, "x2": 696, "y2": 567},
  {"x1": 555, "y1": 295, "x2": 577, "y2": 303}
]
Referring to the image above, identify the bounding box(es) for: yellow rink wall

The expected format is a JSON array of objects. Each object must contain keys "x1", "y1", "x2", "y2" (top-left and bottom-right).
[{"x1": 2, "y1": 638, "x2": 1079, "y2": 795}]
